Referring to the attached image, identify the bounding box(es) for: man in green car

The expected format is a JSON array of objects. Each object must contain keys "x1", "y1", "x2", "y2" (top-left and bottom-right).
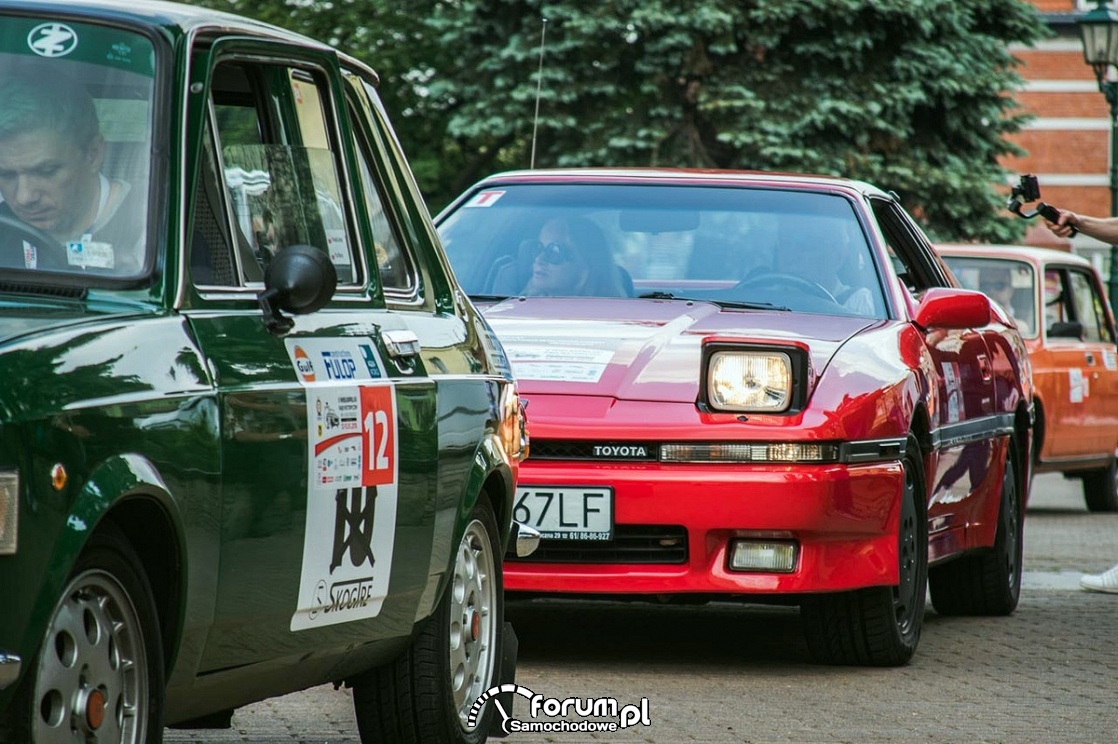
[{"x1": 0, "y1": 67, "x2": 140, "y2": 272}]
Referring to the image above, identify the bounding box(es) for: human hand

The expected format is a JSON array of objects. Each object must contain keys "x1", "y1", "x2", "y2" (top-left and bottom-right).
[{"x1": 1048, "y1": 209, "x2": 1080, "y2": 239}]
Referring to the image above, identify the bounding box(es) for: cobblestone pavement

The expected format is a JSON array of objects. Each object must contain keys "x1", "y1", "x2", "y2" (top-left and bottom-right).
[{"x1": 165, "y1": 473, "x2": 1118, "y2": 743}]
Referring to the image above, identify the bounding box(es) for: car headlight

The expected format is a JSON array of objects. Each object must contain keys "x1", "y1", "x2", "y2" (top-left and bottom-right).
[
  {"x1": 0, "y1": 470, "x2": 18, "y2": 556},
  {"x1": 707, "y1": 350, "x2": 793, "y2": 412}
]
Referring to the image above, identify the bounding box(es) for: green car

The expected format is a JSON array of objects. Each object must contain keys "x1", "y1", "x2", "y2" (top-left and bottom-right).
[{"x1": 0, "y1": 1, "x2": 533, "y2": 742}]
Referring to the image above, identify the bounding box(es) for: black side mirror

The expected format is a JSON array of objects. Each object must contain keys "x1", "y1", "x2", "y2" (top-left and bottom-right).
[
  {"x1": 257, "y1": 244, "x2": 338, "y2": 335},
  {"x1": 1048, "y1": 320, "x2": 1084, "y2": 340}
]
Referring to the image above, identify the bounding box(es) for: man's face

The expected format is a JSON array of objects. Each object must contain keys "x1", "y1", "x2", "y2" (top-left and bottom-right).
[{"x1": 0, "y1": 129, "x2": 102, "y2": 240}]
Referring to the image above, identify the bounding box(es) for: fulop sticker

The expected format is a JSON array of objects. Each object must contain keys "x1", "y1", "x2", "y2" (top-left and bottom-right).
[
  {"x1": 285, "y1": 338, "x2": 384, "y2": 384},
  {"x1": 290, "y1": 383, "x2": 399, "y2": 631}
]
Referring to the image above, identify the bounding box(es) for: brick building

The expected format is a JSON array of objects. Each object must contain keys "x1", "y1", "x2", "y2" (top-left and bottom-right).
[{"x1": 1009, "y1": 0, "x2": 1113, "y2": 268}]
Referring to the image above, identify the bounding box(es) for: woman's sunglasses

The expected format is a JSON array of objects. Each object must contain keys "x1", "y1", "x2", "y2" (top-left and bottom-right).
[{"x1": 534, "y1": 241, "x2": 577, "y2": 265}]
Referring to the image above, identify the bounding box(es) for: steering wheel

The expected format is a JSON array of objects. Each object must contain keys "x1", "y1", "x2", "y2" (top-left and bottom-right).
[
  {"x1": 0, "y1": 214, "x2": 66, "y2": 268},
  {"x1": 734, "y1": 271, "x2": 838, "y2": 303}
]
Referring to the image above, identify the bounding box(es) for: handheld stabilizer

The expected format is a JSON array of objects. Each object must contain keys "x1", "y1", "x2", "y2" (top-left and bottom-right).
[{"x1": 1007, "y1": 174, "x2": 1078, "y2": 237}]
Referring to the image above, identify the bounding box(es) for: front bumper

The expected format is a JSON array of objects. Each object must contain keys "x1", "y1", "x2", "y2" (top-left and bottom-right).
[
  {"x1": 0, "y1": 651, "x2": 21, "y2": 691},
  {"x1": 505, "y1": 458, "x2": 905, "y2": 595}
]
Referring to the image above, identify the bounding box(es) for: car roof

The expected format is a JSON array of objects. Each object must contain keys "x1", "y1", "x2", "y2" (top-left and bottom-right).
[
  {"x1": 936, "y1": 243, "x2": 1094, "y2": 268},
  {"x1": 467, "y1": 167, "x2": 892, "y2": 200},
  {"x1": 0, "y1": 0, "x2": 328, "y2": 49}
]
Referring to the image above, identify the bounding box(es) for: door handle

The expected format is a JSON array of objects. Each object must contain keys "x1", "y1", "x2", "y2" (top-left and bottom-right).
[{"x1": 382, "y1": 330, "x2": 421, "y2": 358}]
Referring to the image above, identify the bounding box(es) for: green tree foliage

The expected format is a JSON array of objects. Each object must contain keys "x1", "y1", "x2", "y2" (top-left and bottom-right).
[{"x1": 191, "y1": 0, "x2": 1046, "y2": 241}]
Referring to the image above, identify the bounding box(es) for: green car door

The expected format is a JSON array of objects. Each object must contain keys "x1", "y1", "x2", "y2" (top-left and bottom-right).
[{"x1": 180, "y1": 40, "x2": 438, "y2": 673}]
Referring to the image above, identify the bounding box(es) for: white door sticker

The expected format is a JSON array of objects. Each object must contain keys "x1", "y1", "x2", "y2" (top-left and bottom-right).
[{"x1": 286, "y1": 337, "x2": 398, "y2": 631}]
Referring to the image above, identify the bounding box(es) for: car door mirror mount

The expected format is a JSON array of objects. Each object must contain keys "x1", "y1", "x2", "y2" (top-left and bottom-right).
[{"x1": 257, "y1": 244, "x2": 338, "y2": 336}]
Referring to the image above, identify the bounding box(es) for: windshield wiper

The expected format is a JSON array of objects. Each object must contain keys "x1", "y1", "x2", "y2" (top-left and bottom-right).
[
  {"x1": 638, "y1": 291, "x2": 788, "y2": 311},
  {"x1": 468, "y1": 294, "x2": 510, "y2": 302},
  {"x1": 709, "y1": 299, "x2": 790, "y2": 311}
]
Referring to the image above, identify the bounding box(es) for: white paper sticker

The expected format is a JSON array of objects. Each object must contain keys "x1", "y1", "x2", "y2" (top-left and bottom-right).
[
  {"x1": 67, "y1": 240, "x2": 115, "y2": 269},
  {"x1": 505, "y1": 344, "x2": 614, "y2": 383},
  {"x1": 1070, "y1": 368, "x2": 1085, "y2": 403},
  {"x1": 290, "y1": 383, "x2": 399, "y2": 631},
  {"x1": 285, "y1": 338, "x2": 384, "y2": 385}
]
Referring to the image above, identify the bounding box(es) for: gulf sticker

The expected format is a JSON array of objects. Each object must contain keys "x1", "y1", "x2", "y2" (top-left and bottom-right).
[
  {"x1": 292, "y1": 345, "x2": 316, "y2": 383},
  {"x1": 291, "y1": 383, "x2": 399, "y2": 631},
  {"x1": 466, "y1": 190, "x2": 505, "y2": 208}
]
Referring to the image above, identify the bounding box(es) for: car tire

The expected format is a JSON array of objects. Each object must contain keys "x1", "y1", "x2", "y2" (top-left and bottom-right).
[
  {"x1": 929, "y1": 438, "x2": 1023, "y2": 616},
  {"x1": 800, "y1": 435, "x2": 927, "y2": 666},
  {"x1": 1082, "y1": 454, "x2": 1118, "y2": 512},
  {"x1": 1, "y1": 523, "x2": 165, "y2": 743},
  {"x1": 352, "y1": 496, "x2": 504, "y2": 743}
]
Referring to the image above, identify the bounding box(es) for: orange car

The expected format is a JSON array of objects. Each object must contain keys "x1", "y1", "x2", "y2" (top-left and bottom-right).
[{"x1": 938, "y1": 244, "x2": 1118, "y2": 511}]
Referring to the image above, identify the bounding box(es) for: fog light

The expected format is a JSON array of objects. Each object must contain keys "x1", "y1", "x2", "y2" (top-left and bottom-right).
[{"x1": 729, "y1": 539, "x2": 797, "y2": 572}]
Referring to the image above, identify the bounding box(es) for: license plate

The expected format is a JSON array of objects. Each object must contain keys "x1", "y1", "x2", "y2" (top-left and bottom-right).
[{"x1": 513, "y1": 486, "x2": 613, "y2": 540}]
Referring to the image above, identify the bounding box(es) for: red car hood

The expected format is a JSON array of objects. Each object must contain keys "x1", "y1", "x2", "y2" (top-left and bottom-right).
[{"x1": 481, "y1": 298, "x2": 878, "y2": 402}]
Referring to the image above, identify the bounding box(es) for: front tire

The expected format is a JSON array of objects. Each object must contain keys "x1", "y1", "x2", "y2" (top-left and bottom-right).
[
  {"x1": 929, "y1": 439, "x2": 1023, "y2": 615},
  {"x1": 801, "y1": 435, "x2": 928, "y2": 666},
  {"x1": 1082, "y1": 453, "x2": 1118, "y2": 512},
  {"x1": 2, "y1": 524, "x2": 165, "y2": 743},
  {"x1": 352, "y1": 496, "x2": 504, "y2": 743}
]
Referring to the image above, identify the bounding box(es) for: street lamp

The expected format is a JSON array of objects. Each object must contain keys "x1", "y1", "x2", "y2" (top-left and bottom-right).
[{"x1": 1078, "y1": 1, "x2": 1118, "y2": 316}]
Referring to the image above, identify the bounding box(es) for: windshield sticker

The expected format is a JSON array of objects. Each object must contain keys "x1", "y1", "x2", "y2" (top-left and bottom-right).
[
  {"x1": 27, "y1": 22, "x2": 78, "y2": 58},
  {"x1": 22, "y1": 242, "x2": 37, "y2": 269},
  {"x1": 505, "y1": 344, "x2": 613, "y2": 383},
  {"x1": 466, "y1": 190, "x2": 505, "y2": 208},
  {"x1": 285, "y1": 338, "x2": 385, "y2": 383},
  {"x1": 326, "y1": 229, "x2": 350, "y2": 266},
  {"x1": 67, "y1": 240, "x2": 114, "y2": 270},
  {"x1": 291, "y1": 384, "x2": 399, "y2": 630}
]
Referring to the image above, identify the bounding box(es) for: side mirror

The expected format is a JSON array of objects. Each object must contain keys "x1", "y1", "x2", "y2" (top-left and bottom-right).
[
  {"x1": 914, "y1": 287, "x2": 992, "y2": 330},
  {"x1": 257, "y1": 244, "x2": 338, "y2": 335},
  {"x1": 1047, "y1": 320, "x2": 1084, "y2": 340}
]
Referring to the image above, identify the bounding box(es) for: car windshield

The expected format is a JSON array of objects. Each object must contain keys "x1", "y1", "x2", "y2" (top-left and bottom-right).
[
  {"x1": 438, "y1": 182, "x2": 887, "y2": 318},
  {"x1": 0, "y1": 18, "x2": 155, "y2": 282},
  {"x1": 943, "y1": 256, "x2": 1038, "y2": 338}
]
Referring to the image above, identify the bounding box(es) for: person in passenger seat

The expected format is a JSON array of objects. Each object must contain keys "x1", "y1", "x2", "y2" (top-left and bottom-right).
[{"x1": 0, "y1": 67, "x2": 143, "y2": 272}]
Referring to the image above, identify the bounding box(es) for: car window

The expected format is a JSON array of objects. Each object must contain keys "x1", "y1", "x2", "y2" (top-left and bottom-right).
[
  {"x1": 942, "y1": 256, "x2": 1037, "y2": 338},
  {"x1": 438, "y1": 183, "x2": 887, "y2": 317},
  {"x1": 868, "y1": 198, "x2": 945, "y2": 297},
  {"x1": 1044, "y1": 268, "x2": 1070, "y2": 333},
  {"x1": 1069, "y1": 269, "x2": 1112, "y2": 343},
  {"x1": 341, "y1": 74, "x2": 416, "y2": 296},
  {"x1": 0, "y1": 21, "x2": 155, "y2": 279},
  {"x1": 191, "y1": 59, "x2": 356, "y2": 287}
]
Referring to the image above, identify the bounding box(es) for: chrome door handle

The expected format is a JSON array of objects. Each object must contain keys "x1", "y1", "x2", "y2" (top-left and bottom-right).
[{"x1": 382, "y1": 330, "x2": 420, "y2": 358}]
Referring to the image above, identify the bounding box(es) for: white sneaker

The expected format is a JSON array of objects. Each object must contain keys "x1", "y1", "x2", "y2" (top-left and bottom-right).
[{"x1": 1080, "y1": 563, "x2": 1118, "y2": 594}]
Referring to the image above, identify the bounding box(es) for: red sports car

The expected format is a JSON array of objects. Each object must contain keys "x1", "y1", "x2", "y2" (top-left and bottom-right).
[{"x1": 435, "y1": 169, "x2": 1033, "y2": 666}]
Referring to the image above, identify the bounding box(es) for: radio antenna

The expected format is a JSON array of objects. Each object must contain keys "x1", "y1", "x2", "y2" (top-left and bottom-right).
[{"x1": 530, "y1": 18, "x2": 548, "y2": 169}]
